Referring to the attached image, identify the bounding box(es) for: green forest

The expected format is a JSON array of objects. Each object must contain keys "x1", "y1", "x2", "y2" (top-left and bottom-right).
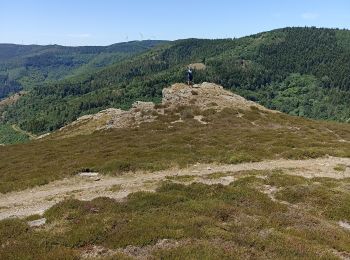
[
  {"x1": 0, "y1": 124, "x2": 29, "y2": 144},
  {"x1": 1, "y1": 27, "x2": 350, "y2": 136}
]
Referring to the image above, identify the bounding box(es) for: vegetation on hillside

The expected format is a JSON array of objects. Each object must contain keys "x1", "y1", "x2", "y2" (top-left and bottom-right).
[
  {"x1": 0, "y1": 106, "x2": 349, "y2": 193},
  {"x1": 0, "y1": 74, "x2": 22, "y2": 99},
  {"x1": 0, "y1": 40, "x2": 167, "y2": 96},
  {"x1": 0, "y1": 41, "x2": 167, "y2": 136},
  {"x1": 0, "y1": 28, "x2": 350, "y2": 260},
  {"x1": 1, "y1": 171, "x2": 350, "y2": 259},
  {"x1": 0, "y1": 123, "x2": 29, "y2": 145},
  {"x1": 2, "y1": 27, "x2": 350, "y2": 135}
]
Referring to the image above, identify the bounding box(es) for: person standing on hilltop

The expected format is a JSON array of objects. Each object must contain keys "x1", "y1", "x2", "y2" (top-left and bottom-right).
[{"x1": 187, "y1": 67, "x2": 193, "y2": 86}]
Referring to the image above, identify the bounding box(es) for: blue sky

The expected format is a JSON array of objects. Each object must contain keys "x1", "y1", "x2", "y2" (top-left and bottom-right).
[{"x1": 1, "y1": 0, "x2": 350, "y2": 46}]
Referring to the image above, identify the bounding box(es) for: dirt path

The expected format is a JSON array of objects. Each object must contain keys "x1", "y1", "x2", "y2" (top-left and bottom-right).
[
  {"x1": 11, "y1": 124, "x2": 37, "y2": 139},
  {"x1": 0, "y1": 157, "x2": 349, "y2": 220}
]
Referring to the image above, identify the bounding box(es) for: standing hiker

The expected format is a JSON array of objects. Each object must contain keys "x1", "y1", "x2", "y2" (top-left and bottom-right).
[{"x1": 187, "y1": 67, "x2": 193, "y2": 86}]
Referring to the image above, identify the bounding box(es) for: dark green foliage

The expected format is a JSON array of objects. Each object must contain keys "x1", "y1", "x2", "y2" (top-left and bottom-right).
[
  {"x1": 2, "y1": 27, "x2": 350, "y2": 137},
  {"x1": 0, "y1": 123, "x2": 29, "y2": 144},
  {"x1": 0, "y1": 73, "x2": 22, "y2": 99},
  {"x1": 0, "y1": 40, "x2": 167, "y2": 91}
]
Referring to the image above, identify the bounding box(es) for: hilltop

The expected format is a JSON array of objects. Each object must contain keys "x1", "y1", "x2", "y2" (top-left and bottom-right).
[
  {"x1": 1, "y1": 26, "x2": 350, "y2": 260},
  {"x1": 0, "y1": 81, "x2": 349, "y2": 259},
  {"x1": 1, "y1": 27, "x2": 350, "y2": 143},
  {"x1": 53, "y1": 83, "x2": 273, "y2": 138},
  {"x1": 0, "y1": 81, "x2": 349, "y2": 193}
]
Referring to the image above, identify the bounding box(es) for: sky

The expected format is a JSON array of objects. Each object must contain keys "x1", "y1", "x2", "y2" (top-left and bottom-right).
[{"x1": 1, "y1": 0, "x2": 350, "y2": 46}]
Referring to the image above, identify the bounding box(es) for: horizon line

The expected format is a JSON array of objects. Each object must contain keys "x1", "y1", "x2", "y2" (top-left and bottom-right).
[{"x1": 1, "y1": 26, "x2": 349, "y2": 47}]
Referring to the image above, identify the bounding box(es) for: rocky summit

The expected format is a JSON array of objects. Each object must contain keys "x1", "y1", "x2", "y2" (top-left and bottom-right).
[
  {"x1": 54, "y1": 83, "x2": 273, "y2": 138},
  {"x1": 162, "y1": 82, "x2": 272, "y2": 111}
]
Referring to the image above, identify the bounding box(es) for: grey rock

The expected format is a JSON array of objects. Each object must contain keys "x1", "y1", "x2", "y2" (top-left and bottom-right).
[
  {"x1": 28, "y1": 218, "x2": 46, "y2": 227},
  {"x1": 79, "y1": 172, "x2": 99, "y2": 177}
]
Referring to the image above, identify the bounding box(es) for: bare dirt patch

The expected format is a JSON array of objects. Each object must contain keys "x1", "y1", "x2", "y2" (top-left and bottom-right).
[
  {"x1": 188, "y1": 63, "x2": 206, "y2": 70},
  {"x1": 1, "y1": 157, "x2": 350, "y2": 220}
]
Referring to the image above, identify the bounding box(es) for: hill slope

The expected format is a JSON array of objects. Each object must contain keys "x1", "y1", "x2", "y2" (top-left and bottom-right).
[
  {"x1": 0, "y1": 82, "x2": 349, "y2": 259},
  {"x1": 1, "y1": 82, "x2": 349, "y2": 193},
  {"x1": 2, "y1": 27, "x2": 350, "y2": 137},
  {"x1": 52, "y1": 82, "x2": 274, "y2": 139},
  {"x1": 0, "y1": 40, "x2": 168, "y2": 98}
]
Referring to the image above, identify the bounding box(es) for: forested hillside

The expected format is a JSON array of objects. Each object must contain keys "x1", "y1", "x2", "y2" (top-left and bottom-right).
[
  {"x1": 0, "y1": 124, "x2": 29, "y2": 144},
  {"x1": 2, "y1": 27, "x2": 350, "y2": 135},
  {"x1": 0, "y1": 40, "x2": 167, "y2": 96}
]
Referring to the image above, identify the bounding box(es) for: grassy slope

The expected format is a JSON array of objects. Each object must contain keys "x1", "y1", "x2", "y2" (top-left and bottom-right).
[
  {"x1": 1, "y1": 170, "x2": 350, "y2": 259},
  {"x1": 0, "y1": 106, "x2": 349, "y2": 193}
]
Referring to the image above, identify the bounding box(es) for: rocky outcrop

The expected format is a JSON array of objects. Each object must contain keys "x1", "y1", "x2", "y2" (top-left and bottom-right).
[
  {"x1": 54, "y1": 82, "x2": 275, "y2": 138},
  {"x1": 57, "y1": 101, "x2": 157, "y2": 137},
  {"x1": 27, "y1": 218, "x2": 46, "y2": 227},
  {"x1": 163, "y1": 82, "x2": 270, "y2": 111}
]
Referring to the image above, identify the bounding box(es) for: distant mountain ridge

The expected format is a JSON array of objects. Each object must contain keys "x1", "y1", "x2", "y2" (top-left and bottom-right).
[
  {"x1": 0, "y1": 40, "x2": 168, "y2": 61},
  {"x1": 0, "y1": 40, "x2": 168, "y2": 98}
]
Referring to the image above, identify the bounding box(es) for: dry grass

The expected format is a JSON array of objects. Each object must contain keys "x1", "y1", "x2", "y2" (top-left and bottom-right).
[
  {"x1": 205, "y1": 172, "x2": 232, "y2": 180},
  {"x1": 165, "y1": 175, "x2": 196, "y2": 182},
  {"x1": 1, "y1": 170, "x2": 349, "y2": 259},
  {"x1": 108, "y1": 184, "x2": 122, "y2": 192},
  {"x1": 0, "y1": 107, "x2": 349, "y2": 193},
  {"x1": 334, "y1": 164, "x2": 347, "y2": 172}
]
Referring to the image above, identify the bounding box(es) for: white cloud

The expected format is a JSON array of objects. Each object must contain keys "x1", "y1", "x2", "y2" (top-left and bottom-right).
[
  {"x1": 302, "y1": 12, "x2": 319, "y2": 20},
  {"x1": 67, "y1": 33, "x2": 92, "y2": 38}
]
